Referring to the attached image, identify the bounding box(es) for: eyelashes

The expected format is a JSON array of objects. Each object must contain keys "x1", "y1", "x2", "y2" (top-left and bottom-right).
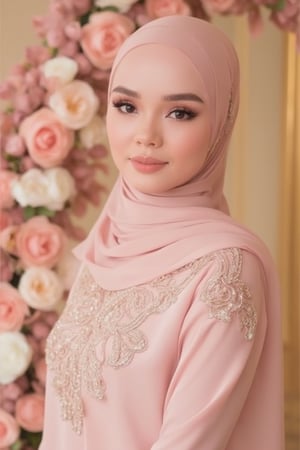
[
  {"x1": 111, "y1": 99, "x2": 198, "y2": 121},
  {"x1": 167, "y1": 108, "x2": 197, "y2": 120},
  {"x1": 112, "y1": 100, "x2": 136, "y2": 114}
]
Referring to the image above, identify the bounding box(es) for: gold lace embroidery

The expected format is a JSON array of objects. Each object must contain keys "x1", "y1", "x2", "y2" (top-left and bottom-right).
[{"x1": 46, "y1": 248, "x2": 257, "y2": 434}]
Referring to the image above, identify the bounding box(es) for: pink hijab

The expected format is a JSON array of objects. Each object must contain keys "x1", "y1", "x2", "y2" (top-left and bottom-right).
[{"x1": 74, "y1": 16, "x2": 277, "y2": 293}]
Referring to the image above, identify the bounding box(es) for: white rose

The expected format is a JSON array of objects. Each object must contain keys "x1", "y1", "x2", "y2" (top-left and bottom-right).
[
  {"x1": 42, "y1": 56, "x2": 78, "y2": 85},
  {"x1": 11, "y1": 169, "x2": 50, "y2": 208},
  {"x1": 45, "y1": 167, "x2": 76, "y2": 211},
  {"x1": 79, "y1": 115, "x2": 108, "y2": 148},
  {"x1": 48, "y1": 80, "x2": 99, "y2": 130},
  {"x1": 11, "y1": 168, "x2": 76, "y2": 211},
  {"x1": 19, "y1": 267, "x2": 64, "y2": 311},
  {"x1": 95, "y1": 0, "x2": 137, "y2": 12},
  {"x1": 0, "y1": 332, "x2": 32, "y2": 384}
]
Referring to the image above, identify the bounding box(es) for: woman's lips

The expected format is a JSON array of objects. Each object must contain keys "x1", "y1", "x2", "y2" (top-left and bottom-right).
[{"x1": 129, "y1": 156, "x2": 168, "y2": 173}]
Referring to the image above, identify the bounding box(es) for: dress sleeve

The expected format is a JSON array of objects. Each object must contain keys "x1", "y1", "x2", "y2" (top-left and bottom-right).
[{"x1": 150, "y1": 248, "x2": 267, "y2": 450}]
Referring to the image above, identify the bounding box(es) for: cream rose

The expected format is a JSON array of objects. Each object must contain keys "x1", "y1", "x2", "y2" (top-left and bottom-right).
[
  {"x1": 0, "y1": 283, "x2": 29, "y2": 332},
  {"x1": 19, "y1": 267, "x2": 64, "y2": 311},
  {"x1": 95, "y1": 0, "x2": 137, "y2": 12},
  {"x1": 81, "y1": 12, "x2": 135, "y2": 70},
  {"x1": 145, "y1": 0, "x2": 191, "y2": 18},
  {"x1": 0, "y1": 332, "x2": 32, "y2": 384},
  {"x1": 19, "y1": 107, "x2": 75, "y2": 168},
  {"x1": 11, "y1": 167, "x2": 76, "y2": 211},
  {"x1": 42, "y1": 56, "x2": 78, "y2": 85},
  {"x1": 45, "y1": 167, "x2": 76, "y2": 210},
  {"x1": 48, "y1": 79, "x2": 99, "y2": 129},
  {"x1": 0, "y1": 409, "x2": 20, "y2": 448},
  {"x1": 16, "y1": 216, "x2": 65, "y2": 268},
  {"x1": 11, "y1": 168, "x2": 49, "y2": 208},
  {"x1": 15, "y1": 393, "x2": 45, "y2": 432},
  {"x1": 79, "y1": 115, "x2": 107, "y2": 148},
  {"x1": 0, "y1": 170, "x2": 19, "y2": 210}
]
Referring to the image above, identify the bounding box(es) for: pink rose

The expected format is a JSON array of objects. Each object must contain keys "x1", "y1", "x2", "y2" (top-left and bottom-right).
[
  {"x1": 1, "y1": 382, "x2": 23, "y2": 401},
  {"x1": 0, "y1": 211, "x2": 12, "y2": 231},
  {"x1": 81, "y1": 12, "x2": 135, "y2": 70},
  {"x1": 0, "y1": 408, "x2": 20, "y2": 447},
  {"x1": 0, "y1": 250, "x2": 15, "y2": 282},
  {"x1": 4, "y1": 134, "x2": 26, "y2": 157},
  {"x1": 15, "y1": 393, "x2": 45, "y2": 432},
  {"x1": 19, "y1": 107, "x2": 74, "y2": 169},
  {"x1": 0, "y1": 225, "x2": 19, "y2": 255},
  {"x1": 0, "y1": 283, "x2": 29, "y2": 332},
  {"x1": 0, "y1": 171, "x2": 18, "y2": 209},
  {"x1": 34, "y1": 358, "x2": 47, "y2": 386},
  {"x1": 145, "y1": 0, "x2": 191, "y2": 18},
  {"x1": 16, "y1": 216, "x2": 65, "y2": 268}
]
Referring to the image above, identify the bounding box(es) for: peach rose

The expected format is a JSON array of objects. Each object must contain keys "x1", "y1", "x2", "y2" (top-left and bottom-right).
[
  {"x1": 145, "y1": 0, "x2": 191, "y2": 18},
  {"x1": 0, "y1": 283, "x2": 29, "y2": 332},
  {"x1": 15, "y1": 393, "x2": 44, "y2": 432},
  {"x1": 0, "y1": 170, "x2": 19, "y2": 210},
  {"x1": 81, "y1": 11, "x2": 135, "y2": 70},
  {"x1": 0, "y1": 409, "x2": 20, "y2": 448},
  {"x1": 16, "y1": 216, "x2": 65, "y2": 268},
  {"x1": 19, "y1": 107, "x2": 74, "y2": 168}
]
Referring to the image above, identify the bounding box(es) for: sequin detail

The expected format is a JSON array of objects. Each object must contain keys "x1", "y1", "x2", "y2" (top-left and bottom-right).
[
  {"x1": 46, "y1": 248, "x2": 257, "y2": 434},
  {"x1": 200, "y1": 248, "x2": 257, "y2": 340}
]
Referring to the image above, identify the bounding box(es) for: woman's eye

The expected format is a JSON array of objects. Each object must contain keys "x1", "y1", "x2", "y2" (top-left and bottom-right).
[
  {"x1": 168, "y1": 109, "x2": 196, "y2": 120},
  {"x1": 112, "y1": 101, "x2": 136, "y2": 114}
]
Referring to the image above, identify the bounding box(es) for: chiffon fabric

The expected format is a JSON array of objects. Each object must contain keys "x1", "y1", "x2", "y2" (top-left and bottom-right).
[{"x1": 40, "y1": 16, "x2": 284, "y2": 450}]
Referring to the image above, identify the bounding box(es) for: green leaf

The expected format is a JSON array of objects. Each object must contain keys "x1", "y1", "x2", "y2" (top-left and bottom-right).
[
  {"x1": 23, "y1": 206, "x2": 37, "y2": 220},
  {"x1": 5, "y1": 154, "x2": 21, "y2": 173},
  {"x1": 11, "y1": 440, "x2": 23, "y2": 450},
  {"x1": 23, "y1": 206, "x2": 56, "y2": 219},
  {"x1": 20, "y1": 430, "x2": 42, "y2": 449},
  {"x1": 98, "y1": 6, "x2": 119, "y2": 12},
  {"x1": 266, "y1": 0, "x2": 285, "y2": 11},
  {"x1": 80, "y1": 11, "x2": 92, "y2": 26},
  {"x1": 36, "y1": 206, "x2": 56, "y2": 217}
]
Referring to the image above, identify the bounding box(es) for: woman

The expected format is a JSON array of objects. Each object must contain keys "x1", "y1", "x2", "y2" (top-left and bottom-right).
[{"x1": 40, "y1": 15, "x2": 284, "y2": 450}]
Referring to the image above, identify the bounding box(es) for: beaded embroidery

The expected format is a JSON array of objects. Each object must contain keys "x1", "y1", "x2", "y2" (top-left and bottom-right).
[{"x1": 46, "y1": 248, "x2": 257, "y2": 434}]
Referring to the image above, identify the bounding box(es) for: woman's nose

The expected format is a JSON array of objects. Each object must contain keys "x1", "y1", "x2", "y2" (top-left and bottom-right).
[{"x1": 134, "y1": 119, "x2": 163, "y2": 148}]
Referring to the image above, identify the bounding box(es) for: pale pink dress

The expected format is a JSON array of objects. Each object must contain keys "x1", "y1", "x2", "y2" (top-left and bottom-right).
[{"x1": 40, "y1": 247, "x2": 284, "y2": 450}]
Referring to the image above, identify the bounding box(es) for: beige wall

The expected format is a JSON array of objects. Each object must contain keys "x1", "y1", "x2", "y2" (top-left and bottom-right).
[
  {"x1": 214, "y1": 15, "x2": 284, "y2": 266},
  {"x1": 0, "y1": 2, "x2": 284, "y2": 263}
]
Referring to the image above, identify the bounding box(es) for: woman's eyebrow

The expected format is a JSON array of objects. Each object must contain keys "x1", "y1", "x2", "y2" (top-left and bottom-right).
[
  {"x1": 163, "y1": 93, "x2": 204, "y2": 103},
  {"x1": 112, "y1": 86, "x2": 203, "y2": 103},
  {"x1": 112, "y1": 86, "x2": 140, "y2": 97}
]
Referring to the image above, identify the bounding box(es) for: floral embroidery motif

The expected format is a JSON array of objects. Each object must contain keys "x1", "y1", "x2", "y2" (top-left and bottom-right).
[
  {"x1": 46, "y1": 248, "x2": 257, "y2": 434},
  {"x1": 200, "y1": 248, "x2": 257, "y2": 340}
]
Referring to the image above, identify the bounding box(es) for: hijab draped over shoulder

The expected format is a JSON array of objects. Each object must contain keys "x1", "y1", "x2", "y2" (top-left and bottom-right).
[{"x1": 74, "y1": 16, "x2": 277, "y2": 295}]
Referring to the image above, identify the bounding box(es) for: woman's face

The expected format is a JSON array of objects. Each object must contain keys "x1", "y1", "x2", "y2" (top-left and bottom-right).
[{"x1": 106, "y1": 44, "x2": 212, "y2": 195}]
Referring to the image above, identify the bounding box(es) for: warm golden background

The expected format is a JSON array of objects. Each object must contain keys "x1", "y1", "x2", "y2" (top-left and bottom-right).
[{"x1": 0, "y1": 1, "x2": 299, "y2": 448}]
